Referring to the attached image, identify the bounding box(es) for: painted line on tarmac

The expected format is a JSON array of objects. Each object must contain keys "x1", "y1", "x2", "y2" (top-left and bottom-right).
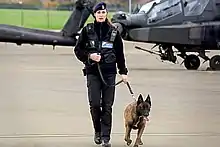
[{"x1": 0, "y1": 133, "x2": 219, "y2": 138}]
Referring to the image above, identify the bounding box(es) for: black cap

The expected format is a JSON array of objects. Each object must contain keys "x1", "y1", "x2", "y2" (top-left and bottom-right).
[{"x1": 93, "y1": 2, "x2": 107, "y2": 13}]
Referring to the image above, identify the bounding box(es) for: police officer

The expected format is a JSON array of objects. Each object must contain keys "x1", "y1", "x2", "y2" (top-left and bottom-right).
[{"x1": 74, "y1": 2, "x2": 128, "y2": 147}]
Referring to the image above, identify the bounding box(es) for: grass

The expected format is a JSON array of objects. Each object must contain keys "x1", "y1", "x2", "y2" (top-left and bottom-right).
[{"x1": 0, "y1": 9, "x2": 114, "y2": 30}]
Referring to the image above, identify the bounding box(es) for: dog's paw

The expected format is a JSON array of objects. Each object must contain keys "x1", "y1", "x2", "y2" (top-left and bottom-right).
[
  {"x1": 126, "y1": 139, "x2": 132, "y2": 146},
  {"x1": 139, "y1": 140, "x2": 143, "y2": 145}
]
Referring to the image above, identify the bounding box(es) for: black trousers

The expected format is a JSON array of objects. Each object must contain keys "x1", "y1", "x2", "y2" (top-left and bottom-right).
[{"x1": 86, "y1": 73, "x2": 116, "y2": 142}]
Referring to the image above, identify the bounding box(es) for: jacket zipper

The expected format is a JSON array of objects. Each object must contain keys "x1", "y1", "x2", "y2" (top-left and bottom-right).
[{"x1": 99, "y1": 23, "x2": 102, "y2": 54}]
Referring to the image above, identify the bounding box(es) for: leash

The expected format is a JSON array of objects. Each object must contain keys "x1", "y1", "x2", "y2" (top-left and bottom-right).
[
  {"x1": 97, "y1": 63, "x2": 123, "y2": 87},
  {"x1": 97, "y1": 63, "x2": 136, "y2": 101},
  {"x1": 91, "y1": 60, "x2": 136, "y2": 101},
  {"x1": 126, "y1": 82, "x2": 136, "y2": 101}
]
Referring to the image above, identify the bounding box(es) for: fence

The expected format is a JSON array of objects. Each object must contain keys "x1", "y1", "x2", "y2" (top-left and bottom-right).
[{"x1": 0, "y1": 3, "x2": 135, "y2": 30}]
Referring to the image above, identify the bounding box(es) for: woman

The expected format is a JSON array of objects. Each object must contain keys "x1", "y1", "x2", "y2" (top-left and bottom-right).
[{"x1": 74, "y1": 2, "x2": 128, "y2": 147}]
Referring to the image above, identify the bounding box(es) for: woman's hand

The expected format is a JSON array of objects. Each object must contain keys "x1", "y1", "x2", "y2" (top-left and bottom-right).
[
  {"x1": 89, "y1": 53, "x2": 101, "y2": 62},
  {"x1": 121, "y1": 74, "x2": 128, "y2": 83}
]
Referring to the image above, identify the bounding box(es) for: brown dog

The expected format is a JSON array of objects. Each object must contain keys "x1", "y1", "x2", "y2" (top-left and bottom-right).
[{"x1": 124, "y1": 94, "x2": 151, "y2": 147}]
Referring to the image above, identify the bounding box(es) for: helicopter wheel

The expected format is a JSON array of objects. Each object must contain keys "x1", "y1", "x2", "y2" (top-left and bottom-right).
[
  {"x1": 184, "y1": 54, "x2": 200, "y2": 70},
  {"x1": 209, "y1": 55, "x2": 220, "y2": 70}
]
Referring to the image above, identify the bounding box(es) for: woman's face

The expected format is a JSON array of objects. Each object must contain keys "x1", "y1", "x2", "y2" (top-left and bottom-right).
[{"x1": 95, "y1": 9, "x2": 107, "y2": 22}]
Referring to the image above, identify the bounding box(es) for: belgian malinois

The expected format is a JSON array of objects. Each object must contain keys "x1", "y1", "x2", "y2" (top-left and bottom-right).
[{"x1": 124, "y1": 94, "x2": 151, "y2": 147}]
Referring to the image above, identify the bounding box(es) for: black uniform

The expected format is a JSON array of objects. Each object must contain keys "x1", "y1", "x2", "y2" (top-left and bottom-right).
[{"x1": 74, "y1": 19, "x2": 128, "y2": 143}]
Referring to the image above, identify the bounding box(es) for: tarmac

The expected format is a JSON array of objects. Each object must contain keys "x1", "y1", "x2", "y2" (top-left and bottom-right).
[{"x1": 0, "y1": 41, "x2": 220, "y2": 147}]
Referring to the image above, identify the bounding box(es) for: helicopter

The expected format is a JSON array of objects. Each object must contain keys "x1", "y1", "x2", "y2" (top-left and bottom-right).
[
  {"x1": 111, "y1": 0, "x2": 220, "y2": 70},
  {"x1": 0, "y1": 0, "x2": 220, "y2": 70},
  {"x1": 0, "y1": 0, "x2": 97, "y2": 49}
]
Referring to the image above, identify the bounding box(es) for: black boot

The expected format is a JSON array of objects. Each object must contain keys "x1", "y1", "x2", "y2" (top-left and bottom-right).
[{"x1": 94, "y1": 132, "x2": 101, "y2": 144}]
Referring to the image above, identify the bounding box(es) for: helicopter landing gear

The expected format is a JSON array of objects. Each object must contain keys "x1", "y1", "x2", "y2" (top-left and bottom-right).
[
  {"x1": 177, "y1": 50, "x2": 210, "y2": 70},
  {"x1": 209, "y1": 55, "x2": 220, "y2": 70},
  {"x1": 159, "y1": 45, "x2": 177, "y2": 63},
  {"x1": 183, "y1": 54, "x2": 200, "y2": 70},
  {"x1": 135, "y1": 45, "x2": 177, "y2": 64},
  {"x1": 135, "y1": 44, "x2": 220, "y2": 70}
]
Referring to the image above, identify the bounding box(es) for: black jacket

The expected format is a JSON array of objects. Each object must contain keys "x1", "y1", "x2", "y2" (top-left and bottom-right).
[{"x1": 74, "y1": 19, "x2": 128, "y2": 75}]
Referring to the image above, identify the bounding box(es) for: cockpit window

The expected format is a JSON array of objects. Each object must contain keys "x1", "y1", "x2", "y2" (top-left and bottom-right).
[
  {"x1": 183, "y1": 0, "x2": 210, "y2": 16},
  {"x1": 147, "y1": 0, "x2": 182, "y2": 24},
  {"x1": 139, "y1": 0, "x2": 161, "y2": 13}
]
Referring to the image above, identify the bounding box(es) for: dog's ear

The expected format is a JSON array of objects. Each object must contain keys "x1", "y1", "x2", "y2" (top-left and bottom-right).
[
  {"x1": 145, "y1": 94, "x2": 151, "y2": 106},
  {"x1": 137, "y1": 94, "x2": 144, "y2": 105}
]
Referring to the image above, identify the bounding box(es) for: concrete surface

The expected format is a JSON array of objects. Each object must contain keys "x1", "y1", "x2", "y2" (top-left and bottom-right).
[{"x1": 0, "y1": 41, "x2": 220, "y2": 147}]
